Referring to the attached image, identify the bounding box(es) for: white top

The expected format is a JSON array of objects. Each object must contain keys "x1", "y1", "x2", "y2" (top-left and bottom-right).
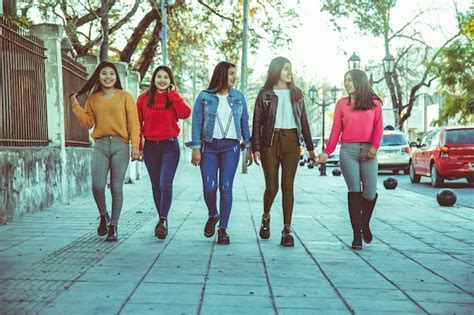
[
  {"x1": 274, "y1": 89, "x2": 297, "y2": 129},
  {"x1": 213, "y1": 94, "x2": 237, "y2": 140}
]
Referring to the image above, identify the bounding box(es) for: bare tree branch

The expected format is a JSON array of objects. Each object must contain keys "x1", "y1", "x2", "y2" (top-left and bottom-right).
[
  {"x1": 76, "y1": 0, "x2": 118, "y2": 26},
  {"x1": 109, "y1": 0, "x2": 140, "y2": 34},
  {"x1": 389, "y1": 10, "x2": 426, "y2": 41},
  {"x1": 197, "y1": 0, "x2": 238, "y2": 29}
]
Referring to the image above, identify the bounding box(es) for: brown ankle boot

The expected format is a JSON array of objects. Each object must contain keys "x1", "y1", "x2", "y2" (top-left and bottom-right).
[
  {"x1": 217, "y1": 228, "x2": 230, "y2": 245},
  {"x1": 106, "y1": 224, "x2": 117, "y2": 242},
  {"x1": 97, "y1": 213, "x2": 110, "y2": 236}
]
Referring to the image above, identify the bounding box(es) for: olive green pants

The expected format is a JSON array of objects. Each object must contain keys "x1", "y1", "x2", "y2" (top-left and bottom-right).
[{"x1": 261, "y1": 129, "x2": 301, "y2": 226}]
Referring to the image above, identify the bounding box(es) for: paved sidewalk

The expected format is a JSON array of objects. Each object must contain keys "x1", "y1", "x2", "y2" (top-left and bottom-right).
[{"x1": 0, "y1": 162, "x2": 473, "y2": 314}]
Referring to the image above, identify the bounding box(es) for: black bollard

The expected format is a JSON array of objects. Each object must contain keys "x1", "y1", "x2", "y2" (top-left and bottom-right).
[
  {"x1": 436, "y1": 189, "x2": 457, "y2": 206},
  {"x1": 383, "y1": 176, "x2": 398, "y2": 189}
]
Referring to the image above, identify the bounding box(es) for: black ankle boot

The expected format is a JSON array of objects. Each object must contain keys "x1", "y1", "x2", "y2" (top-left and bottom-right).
[
  {"x1": 259, "y1": 215, "x2": 270, "y2": 239},
  {"x1": 217, "y1": 228, "x2": 230, "y2": 245},
  {"x1": 97, "y1": 213, "x2": 110, "y2": 236},
  {"x1": 362, "y1": 194, "x2": 378, "y2": 244},
  {"x1": 106, "y1": 224, "x2": 118, "y2": 242},
  {"x1": 280, "y1": 227, "x2": 294, "y2": 247},
  {"x1": 348, "y1": 192, "x2": 363, "y2": 250},
  {"x1": 155, "y1": 217, "x2": 168, "y2": 240}
]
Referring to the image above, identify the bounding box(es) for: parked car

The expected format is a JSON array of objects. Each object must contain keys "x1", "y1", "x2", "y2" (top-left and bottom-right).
[
  {"x1": 409, "y1": 126, "x2": 474, "y2": 187},
  {"x1": 377, "y1": 130, "x2": 411, "y2": 174}
]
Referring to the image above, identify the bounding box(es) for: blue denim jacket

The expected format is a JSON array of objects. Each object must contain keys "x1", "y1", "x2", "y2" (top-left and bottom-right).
[{"x1": 186, "y1": 88, "x2": 251, "y2": 150}]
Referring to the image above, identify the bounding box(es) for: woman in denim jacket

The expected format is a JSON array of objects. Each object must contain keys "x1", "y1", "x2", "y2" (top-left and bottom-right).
[{"x1": 186, "y1": 61, "x2": 252, "y2": 245}]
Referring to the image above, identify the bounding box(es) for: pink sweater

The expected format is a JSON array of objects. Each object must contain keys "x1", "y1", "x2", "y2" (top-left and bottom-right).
[{"x1": 324, "y1": 98, "x2": 383, "y2": 155}]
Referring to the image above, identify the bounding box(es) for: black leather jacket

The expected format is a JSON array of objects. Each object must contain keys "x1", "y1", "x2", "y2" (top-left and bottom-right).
[{"x1": 251, "y1": 88, "x2": 314, "y2": 152}]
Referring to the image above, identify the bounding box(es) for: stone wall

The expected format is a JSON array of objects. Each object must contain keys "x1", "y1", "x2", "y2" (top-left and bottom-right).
[{"x1": 0, "y1": 147, "x2": 92, "y2": 224}]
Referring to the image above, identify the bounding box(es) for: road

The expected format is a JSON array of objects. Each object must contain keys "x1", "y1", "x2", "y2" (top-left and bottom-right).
[
  {"x1": 376, "y1": 170, "x2": 474, "y2": 208},
  {"x1": 312, "y1": 164, "x2": 474, "y2": 208}
]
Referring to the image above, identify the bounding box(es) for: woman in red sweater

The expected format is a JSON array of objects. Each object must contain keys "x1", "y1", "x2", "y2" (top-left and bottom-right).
[
  {"x1": 317, "y1": 69, "x2": 383, "y2": 250},
  {"x1": 137, "y1": 66, "x2": 191, "y2": 239}
]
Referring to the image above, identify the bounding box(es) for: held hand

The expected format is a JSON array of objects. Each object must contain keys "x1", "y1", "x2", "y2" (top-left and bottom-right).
[
  {"x1": 138, "y1": 151, "x2": 144, "y2": 162},
  {"x1": 308, "y1": 150, "x2": 317, "y2": 167},
  {"x1": 364, "y1": 146, "x2": 378, "y2": 160},
  {"x1": 253, "y1": 151, "x2": 261, "y2": 166},
  {"x1": 246, "y1": 149, "x2": 253, "y2": 166},
  {"x1": 131, "y1": 147, "x2": 141, "y2": 161},
  {"x1": 315, "y1": 153, "x2": 328, "y2": 164},
  {"x1": 191, "y1": 149, "x2": 201, "y2": 166},
  {"x1": 70, "y1": 93, "x2": 78, "y2": 105}
]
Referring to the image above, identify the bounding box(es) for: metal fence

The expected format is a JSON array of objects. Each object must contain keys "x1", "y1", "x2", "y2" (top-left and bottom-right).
[
  {"x1": 0, "y1": 17, "x2": 49, "y2": 147},
  {"x1": 62, "y1": 53, "x2": 90, "y2": 147}
]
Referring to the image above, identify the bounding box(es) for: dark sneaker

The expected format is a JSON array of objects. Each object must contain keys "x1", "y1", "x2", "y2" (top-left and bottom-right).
[
  {"x1": 217, "y1": 228, "x2": 230, "y2": 245},
  {"x1": 155, "y1": 217, "x2": 168, "y2": 240},
  {"x1": 280, "y1": 228, "x2": 294, "y2": 247},
  {"x1": 106, "y1": 224, "x2": 118, "y2": 242},
  {"x1": 97, "y1": 213, "x2": 110, "y2": 236},
  {"x1": 259, "y1": 215, "x2": 270, "y2": 239},
  {"x1": 204, "y1": 215, "x2": 220, "y2": 237}
]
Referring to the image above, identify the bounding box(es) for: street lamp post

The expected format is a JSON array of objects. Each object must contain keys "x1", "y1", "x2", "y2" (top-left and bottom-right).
[
  {"x1": 309, "y1": 85, "x2": 338, "y2": 176},
  {"x1": 348, "y1": 52, "x2": 360, "y2": 70}
]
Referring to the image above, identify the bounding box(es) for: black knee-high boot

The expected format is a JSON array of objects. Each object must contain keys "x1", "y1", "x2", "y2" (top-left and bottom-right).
[
  {"x1": 348, "y1": 192, "x2": 363, "y2": 250},
  {"x1": 362, "y1": 194, "x2": 378, "y2": 244}
]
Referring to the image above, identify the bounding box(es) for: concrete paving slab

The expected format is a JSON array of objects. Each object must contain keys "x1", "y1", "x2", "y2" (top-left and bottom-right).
[{"x1": 1, "y1": 163, "x2": 473, "y2": 314}]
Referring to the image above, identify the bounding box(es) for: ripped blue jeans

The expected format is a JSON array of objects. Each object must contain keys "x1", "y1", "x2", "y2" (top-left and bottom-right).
[{"x1": 200, "y1": 138, "x2": 241, "y2": 228}]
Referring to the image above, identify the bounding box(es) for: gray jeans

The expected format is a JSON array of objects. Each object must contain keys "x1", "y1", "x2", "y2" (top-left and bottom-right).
[
  {"x1": 339, "y1": 143, "x2": 378, "y2": 200},
  {"x1": 92, "y1": 136, "x2": 130, "y2": 225}
]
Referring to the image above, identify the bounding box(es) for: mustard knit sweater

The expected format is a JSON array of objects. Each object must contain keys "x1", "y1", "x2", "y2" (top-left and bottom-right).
[{"x1": 72, "y1": 89, "x2": 140, "y2": 148}]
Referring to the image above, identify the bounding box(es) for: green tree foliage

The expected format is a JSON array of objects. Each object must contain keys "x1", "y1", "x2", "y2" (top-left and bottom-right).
[
  {"x1": 24, "y1": 0, "x2": 297, "y2": 84},
  {"x1": 432, "y1": 13, "x2": 474, "y2": 126}
]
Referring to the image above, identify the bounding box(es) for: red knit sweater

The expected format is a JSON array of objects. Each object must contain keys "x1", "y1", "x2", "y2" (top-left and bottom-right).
[{"x1": 137, "y1": 90, "x2": 191, "y2": 151}]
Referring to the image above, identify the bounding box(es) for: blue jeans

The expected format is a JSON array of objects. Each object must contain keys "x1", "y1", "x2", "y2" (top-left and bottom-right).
[
  {"x1": 200, "y1": 138, "x2": 240, "y2": 228},
  {"x1": 144, "y1": 138, "x2": 180, "y2": 218}
]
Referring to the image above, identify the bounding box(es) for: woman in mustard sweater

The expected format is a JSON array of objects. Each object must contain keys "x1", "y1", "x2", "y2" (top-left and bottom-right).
[{"x1": 70, "y1": 61, "x2": 140, "y2": 242}]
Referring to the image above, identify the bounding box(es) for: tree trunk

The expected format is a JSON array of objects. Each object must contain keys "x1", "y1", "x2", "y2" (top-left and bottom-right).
[
  {"x1": 120, "y1": 9, "x2": 159, "y2": 63},
  {"x1": 134, "y1": 20, "x2": 162, "y2": 80},
  {"x1": 99, "y1": 0, "x2": 109, "y2": 62}
]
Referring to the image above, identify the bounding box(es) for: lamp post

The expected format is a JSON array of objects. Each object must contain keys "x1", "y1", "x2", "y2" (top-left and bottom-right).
[
  {"x1": 309, "y1": 85, "x2": 338, "y2": 176},
  {"x1": 348, "y1": 52, "x2": 360, "y2": 70}
]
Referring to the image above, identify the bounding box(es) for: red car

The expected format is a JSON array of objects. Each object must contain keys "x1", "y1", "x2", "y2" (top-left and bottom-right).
[{"x1": 409, "y1": 126, "x2": 474, "y2": 187}]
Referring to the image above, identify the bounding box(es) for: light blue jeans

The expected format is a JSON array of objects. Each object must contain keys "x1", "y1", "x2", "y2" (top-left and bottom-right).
[
  {"x1": 92, "y1": 136, "x2": 130, "y2": 225},
  {"x1": 339, "y1": 143, "x2": 378, "y2": 200}
]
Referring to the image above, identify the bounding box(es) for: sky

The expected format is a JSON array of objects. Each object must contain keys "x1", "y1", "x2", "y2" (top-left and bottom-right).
[{"x1": 248, "y1": 0, "x2": 470, "y2": 90}]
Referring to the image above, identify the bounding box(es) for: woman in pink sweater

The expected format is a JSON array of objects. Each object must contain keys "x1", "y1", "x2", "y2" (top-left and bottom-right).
[{"x1": 317, "y1": 69, "x2": 383, "y2": 250}]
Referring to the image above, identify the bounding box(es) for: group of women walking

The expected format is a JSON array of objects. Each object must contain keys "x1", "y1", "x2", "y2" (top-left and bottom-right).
[{"x1": 70, "y1": 56, "x2": 383, "y2": 250}]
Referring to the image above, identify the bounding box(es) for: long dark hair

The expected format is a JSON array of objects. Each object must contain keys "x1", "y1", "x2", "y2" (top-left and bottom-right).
[
  {"x1": 74, "y1": 61, "x2": 122, "y2": 96},
  {"x1": 345, "y1": 69, "x2": 382, "y2": 110},
  {"x1": 206, "y1": 61, "x2": 236, "y2": 93},
  {"x1": 263, "y1": 56, "x2": 303, "y2": 104},
  {"x1": 146, "y1": 65, "x2": 175, "y2": 108}
]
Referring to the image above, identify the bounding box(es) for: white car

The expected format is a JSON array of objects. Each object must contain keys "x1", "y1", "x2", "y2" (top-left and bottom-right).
[{"x1": 377, "y1": 130, "x2": 411, "y2": 174}]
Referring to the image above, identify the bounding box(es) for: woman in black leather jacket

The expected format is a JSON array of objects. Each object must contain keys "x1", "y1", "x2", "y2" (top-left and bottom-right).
[{"x1": 251, "y1": 56, "x2": 315, "y2": 247}]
